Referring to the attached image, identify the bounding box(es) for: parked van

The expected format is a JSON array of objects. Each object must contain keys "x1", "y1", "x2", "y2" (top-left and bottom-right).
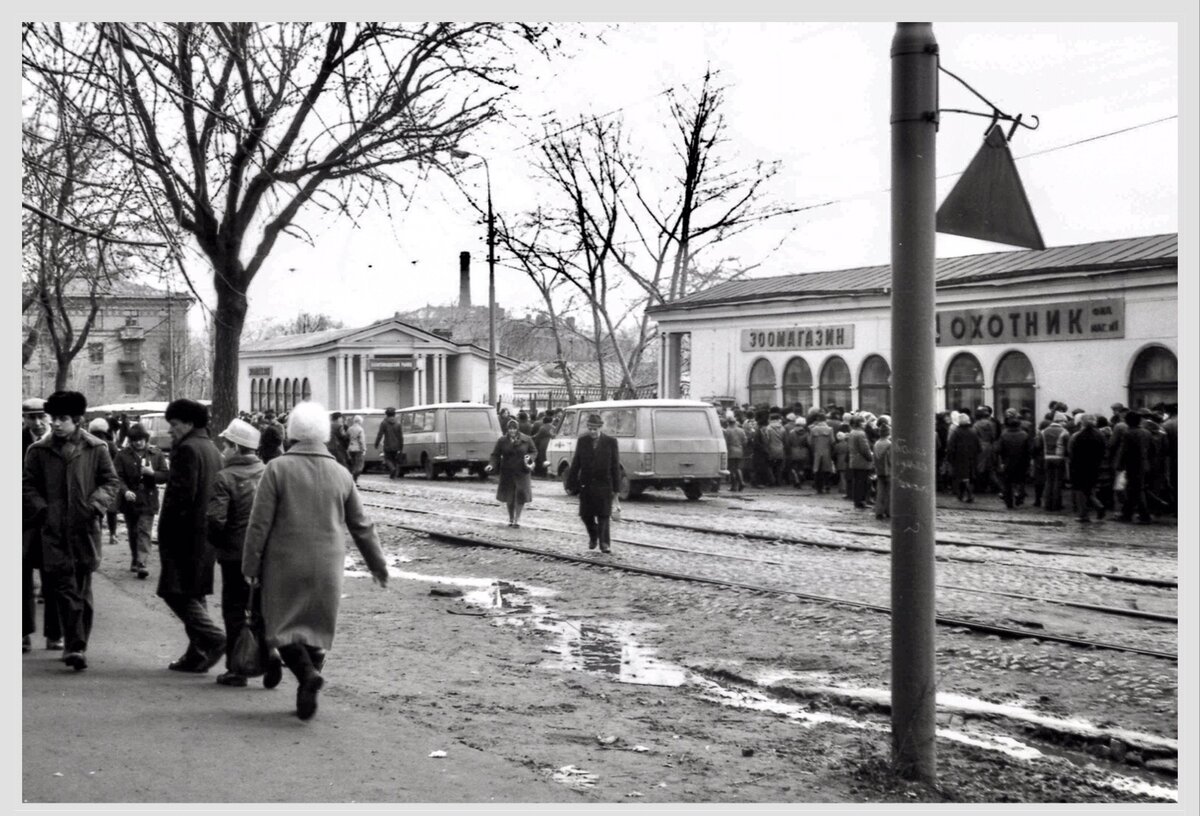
[
  {"x1": 546, "y1": 399, "x2": 728, "y2": 501},
  {"x1": 135, "y1": 413, "x2": 174, "y2": 452},
  {"x1": 395, "y1": 403, "x2": 501, "y2": 480}
]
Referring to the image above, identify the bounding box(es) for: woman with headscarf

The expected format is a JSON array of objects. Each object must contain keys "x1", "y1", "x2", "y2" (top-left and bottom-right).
[
  {"x1": 241, "y1": 402, "x2": 389, "y2": 721},
  {"x1": 346, "y1": 415, "x2": 366, "y2": 484},
  {"x1": 487, "y1": 419, "x2": 537, "y2": 527}
]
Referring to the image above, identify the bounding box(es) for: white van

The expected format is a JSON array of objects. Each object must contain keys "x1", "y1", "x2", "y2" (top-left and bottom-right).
[
  {"x1": 396, "y1": 403, "x2": 502, "y2": 480},
  {"x1": 545, "y1": 399, "x2": 728, "y2": 501}
]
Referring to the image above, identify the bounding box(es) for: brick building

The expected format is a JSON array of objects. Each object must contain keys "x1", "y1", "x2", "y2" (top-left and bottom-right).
[{"x1": 22, "y1": 279, "x2": 194, "y2": 404}]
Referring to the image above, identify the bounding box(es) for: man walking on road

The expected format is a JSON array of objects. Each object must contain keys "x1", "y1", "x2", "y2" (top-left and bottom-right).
[
  {"x1": 22, "y1": 397, "x2": 63, "y2": 654},
  {"x1": 22, "y1": 391, "x2": 121, "y2": 671},
  {"x1": 374, "y1": 407, "x2": 405, "y2": 479},
  {"x1": 157, "y1": 399, "x2": 227, "y2": 673},
  {"x1": 566, "y1": 413, "x2": 621, "y2": 554},
  {"x1": 113, "y1": 423, "x2": 169, "y2": 579}
]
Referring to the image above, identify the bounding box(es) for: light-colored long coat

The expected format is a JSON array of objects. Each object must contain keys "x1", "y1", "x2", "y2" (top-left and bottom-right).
[{"x1": 241, "y1": 441, "x2": 388, "y2": 650}]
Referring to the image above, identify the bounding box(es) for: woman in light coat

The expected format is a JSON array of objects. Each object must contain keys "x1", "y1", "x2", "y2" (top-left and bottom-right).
[
  {"x1": 346, "y1": 415, "x2": 366, "y2": 484},
  {"x1": 242, "y1": 402, "x2": 389, "y2": 721}
]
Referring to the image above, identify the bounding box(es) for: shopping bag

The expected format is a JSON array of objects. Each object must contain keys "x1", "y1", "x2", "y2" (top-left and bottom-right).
[
  {"x1": 229, "y1": 587, "x2": 268, "y2": 677},
  {"x1": 1113, "y1": 470, "x2": 1127, "y2": 493}
]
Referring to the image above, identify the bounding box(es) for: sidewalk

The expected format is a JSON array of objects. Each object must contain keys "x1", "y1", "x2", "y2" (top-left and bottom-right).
[{"x1": 21, "y1": 563, "x2": 576, "y2": 804}]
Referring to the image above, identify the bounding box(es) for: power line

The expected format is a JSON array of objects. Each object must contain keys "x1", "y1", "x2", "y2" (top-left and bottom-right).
[{"x1": 1011, "y1": 114, "x2": 1177, "y2": 161}]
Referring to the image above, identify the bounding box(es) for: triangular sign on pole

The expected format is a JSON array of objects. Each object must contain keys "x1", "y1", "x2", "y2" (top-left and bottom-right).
[{"x1": 936, "y1": 124, "x2": 1045, "y2": 250}]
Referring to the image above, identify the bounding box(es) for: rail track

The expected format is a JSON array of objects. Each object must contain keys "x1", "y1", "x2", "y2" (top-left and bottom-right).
[{"x1": 359, "y1": 493, "x2": 1177, "y2": 662}]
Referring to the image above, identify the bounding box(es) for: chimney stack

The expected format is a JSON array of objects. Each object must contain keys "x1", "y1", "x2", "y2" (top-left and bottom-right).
[{"x1": 458, "y1": 251, "x2": 471, "y2": 308}]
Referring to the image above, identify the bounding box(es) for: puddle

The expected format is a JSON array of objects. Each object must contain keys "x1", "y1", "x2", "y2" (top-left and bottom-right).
[{"x1": 538, "y1": 619, "x2": 691, "y2": 687}]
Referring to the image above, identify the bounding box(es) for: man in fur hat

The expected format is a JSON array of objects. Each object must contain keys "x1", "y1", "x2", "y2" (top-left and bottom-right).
[
  {"x1": 566, "y1": 413, "x2": 621, "y2": 553},
  {"x1": 22, "y1": 391, "x2": 120, "y2": 670},
  {"x1": 158, "y1": 399, "x2": 227, "y2": 673}
]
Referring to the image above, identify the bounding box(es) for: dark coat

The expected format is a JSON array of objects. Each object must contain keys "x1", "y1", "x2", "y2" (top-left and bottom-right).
[
  {"x1": 327, "y1": 422, "x2": 350, "y2": 467},
  {"x1": 1067, "y1": 426, "x2": 1106, "y2": 490},
  {"x1": 945, "y1": 425, "x2": 981, "y2": 481},
  {"x1": 206, "y1": 453, "x2": 267, "y2": 563},
  {"x1": 567, "y1": 432, "x2": 621, "y2": 519},
  {"x1": 156, "y1": 427, "x2": 225, "y2": 597},
  {"x1": 848, "y1": 428, "x2": 873, "y2": 470},
  {"x1": 996, "y1": 427, "x2": 1032, "y2": 480},
  {"x1": 490, "y1": 432, "x2": 536, "y2": 504},
  {"x1": 374, "y1": 416, "x2": 404, "y2": 452},
  {"x1": 22, "y1": 430, "x2": 121, "y2": 573},
  {"x1": 113, "y1": 445, "x2": 170, "y2": 514},
  {"x1": 242, "y1": 441, "x2": 387, "y2": 650},
  {"x1": 533, "y1": 422, "x2": 555, "y2": 460},
  {"x1": 1117, "y1": 426, "x2": 1152, "y2": 476},
  {"x1": 808, "y1": 422, "x2": 835, "y2": 473}
]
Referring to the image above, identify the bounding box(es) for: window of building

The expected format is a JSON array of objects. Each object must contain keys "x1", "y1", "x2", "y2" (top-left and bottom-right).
[
  {"x1": 945, "y1": 352, "x2": 984, "y2": 412},
  {"x1": 819, "y1": 356, "x2": 852, "y2": 413},
  {"x1": 125, "y1": 315, "x2": 139, "y2": 327},
  {"x1": 292, "y1": 379, "x2": 301, "y2": 407},
  {"x1": 283, "y1": 378, "x2": 293, "y2": 410},
  {"x1": 858, "y1": 355, "x2": 891, "y2": 415},
  {"x1": 781, "y1": 357, "x2": 813, "y2": 413},
  {"x1": 88, "y1": 374, "x2": 105, "y2": 395},
  {"x1": 302, "y1": 378, "x2": 312, "y2": 401},
  {"x1": 122, "y1": 339, "x2": 142, "y2": 360},
  {"x1": 274, "y1": 379, "x2": 283, "y2": 412},
  {"x1": 120, "y1": 370, "x2": 141, "y2": 397},
  {"x1": 748, "y1": 358, "x2": 776, "y2": 407},
  {"x1": 1128, "y1": 346, "x2": 1177, "y2": 409},
  {"x1": 88, "y1": 343, "x2": 104, "y2": 364},
  {"x1": 993, "y1": 351, "x2": 1036, "y2": 416}
]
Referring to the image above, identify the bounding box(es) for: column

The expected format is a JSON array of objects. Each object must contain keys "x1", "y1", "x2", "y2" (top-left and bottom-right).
[
  {"x1": 342, "y1": 353, "x2": 352, "y2": 410},
  {"x1": 430, "y1": 353, "x2": 439, "y2": 404},
  {"x1": 335, "y1": 353, "x2": 345, "y2": 410},
  {"x1": 438, "y1": 354, "x2": 447, "y2": 402},
  {"x1": 667, "y1": 333, "x2": 684, "y2": 399},
  {"x1": 366, "y1": 354, "x2": 375, "y2": 408},
  {"x1": 359, "y1": 353, "x2": 368, "y2": 411},
  {"x1": 416, "y1": 354, "x2": 425, "y2": 404}
]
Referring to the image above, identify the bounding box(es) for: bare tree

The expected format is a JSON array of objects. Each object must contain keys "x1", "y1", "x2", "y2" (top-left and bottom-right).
[{"x1": 32, "y1": 22, "x2": 555, "y2": 430}]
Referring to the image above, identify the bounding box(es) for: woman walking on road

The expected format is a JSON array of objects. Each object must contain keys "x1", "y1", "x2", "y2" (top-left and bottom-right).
[
  {"x1": 242, "y1": 402, "x2": 389, "y2": 721},
  {"x1": 346, "y1": 415, "x2": 366, "y2": 484},
  {"x1": 487, "y1": 419, "x2": 536, "y2": 527}
]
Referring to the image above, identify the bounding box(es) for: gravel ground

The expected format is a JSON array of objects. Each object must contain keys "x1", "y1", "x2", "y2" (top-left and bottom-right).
[{"x1": 323, "y1": 474, "x2": 1180, "y2": 802}]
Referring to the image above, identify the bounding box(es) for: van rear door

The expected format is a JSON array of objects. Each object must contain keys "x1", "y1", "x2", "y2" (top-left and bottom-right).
[
  {"x1": 444, "y1": 408, "x2": 497, "y2": 463},
  {"x1": 650, "y1": 408, "x2": 721, "y2": 477}
]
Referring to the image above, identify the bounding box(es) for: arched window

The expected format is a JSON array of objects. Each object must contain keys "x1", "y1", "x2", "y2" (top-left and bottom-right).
[
  {"x1": 819, "y1": 356, "x2": 851, "y2": 413},
  {"x1": 858, "y1": 355, "x2": 891, "y2": 415},
  {"x1": 302, "y1": 377, "x2": 312, "y2": 402},
  {"x1": 258, "y1": 380, "x2": 266, "y2": 412},
  {"x1": 945, "y1": 352, "x2": 984, "y2": 412},
  {"x1": 993, "y1": 351, "x2": 1036, "y2": 417},
  {"x1": 1128, "y1": 346, "x2": 1177, "y2": 409},
  {"x1": 274, "y1": 379, "x2": 283, "y2": 412},
  {"x1": 292, "y1": 378, "x2": 301, "y2": 407},
  {"x1": 250, "y1": 378, "x2": 259, "y2": 412},
  {"x1": 781, "y1": 357, "x2": 813, "y2": 413},
  {"x1": 748, "y1": 358, "x2": 776, "y2": 407}
]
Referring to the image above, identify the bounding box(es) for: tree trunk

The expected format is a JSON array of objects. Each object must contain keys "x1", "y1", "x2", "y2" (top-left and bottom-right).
[
  {"x1": 23, "y1": 326, "x2": 41, "y2": 367},
  {"x1": 209, "y1": 274, "x2": 249, "y2": 434},
  {"x1": 54, "y1": 353, "x2": 70, "y2": 391},
  {"x1": 543, "y1": 295, "x2": 577, "y2": 404}
]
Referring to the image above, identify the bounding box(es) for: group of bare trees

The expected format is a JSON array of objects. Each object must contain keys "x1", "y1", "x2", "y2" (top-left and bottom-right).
[{"x1": 24, "y1": 23, "x2": 798, "y2": 427}]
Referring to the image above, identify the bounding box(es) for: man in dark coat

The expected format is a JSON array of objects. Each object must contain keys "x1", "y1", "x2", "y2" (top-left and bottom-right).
[
  {"x1": 846, "y1": 415, "x2": 874, "y2": 509},
  {"x1": 566, "y1": 413, "x2": 622, "y2": 553},
  {"x1": 158, "y1": 399, "x2": 227, "y2": 672},
  {"x1": 327, "y1": 412, "x2": 351, "y2": 470},
  {"x1": 1116, "y1": 409, "x2": 1153, "y2": 524},
  {"x1": 113, "y1": 422, "x2": 170, "y2": 579},
  {"x1": 532, "y1": 415, "x2": 555, "y2": 477},
  {"x1": 22, "y1": 397, "x2": 64, "y2": 654},
  {"x1": 996, "y1": 414, "x2": 1032, "y2": 509},
  {"x1": 945, "y1": 414, "x2": 981, "y2": 502},
  {"x1": 22, "y1": 391, "x2": 121, "y2": 670},
  {"x1": 1068, "y1": 414, "x2": 1107, "y2": 523},
  {"x1": 374, "y1": 407, "x2": 405, "y2": 479}
]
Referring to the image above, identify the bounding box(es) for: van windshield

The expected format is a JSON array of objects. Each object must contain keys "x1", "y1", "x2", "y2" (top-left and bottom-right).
[
  {"x1": 598, "y1": 408, "x2": 636, "y2": 437},
  {"x1": 652, "y1": 409, "x2": 713, "y2": 439},
  {"x1": 447, "y1": 410, "x2": 494, "y2": 432}
]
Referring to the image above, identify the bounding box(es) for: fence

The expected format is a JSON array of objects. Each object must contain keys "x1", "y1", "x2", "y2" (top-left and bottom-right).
[{"x1": 511, "y1": 383, "x2": 658, "y2": 413}]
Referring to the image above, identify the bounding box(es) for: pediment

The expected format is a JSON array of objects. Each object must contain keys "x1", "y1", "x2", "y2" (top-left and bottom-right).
[{"x1": 343, "y1": 320, "x2": 436, "y2": 346}]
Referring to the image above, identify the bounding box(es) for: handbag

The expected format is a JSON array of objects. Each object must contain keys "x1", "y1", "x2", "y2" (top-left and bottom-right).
[{"x1": 229, "y1": 586, "x2": 268, "y2": 677}]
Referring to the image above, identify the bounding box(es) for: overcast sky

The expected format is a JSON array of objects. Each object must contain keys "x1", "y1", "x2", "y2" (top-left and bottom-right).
[{"x1": 178, "y1": 20, "x2": 1180, "y2": 334}]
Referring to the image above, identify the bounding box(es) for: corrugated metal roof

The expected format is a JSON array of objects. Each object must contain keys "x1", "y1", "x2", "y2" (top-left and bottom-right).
[
  {"x1": 652, "y1": 233, "x2": 1177, "y2": 313},
  {"x1": 243, "y1": 325, "x2": 361, "y2": 352}
]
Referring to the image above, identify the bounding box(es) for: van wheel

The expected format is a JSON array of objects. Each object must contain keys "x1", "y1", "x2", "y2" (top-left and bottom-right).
[
  {"x1": 561, "y1": 464, "x2": 578, "y2": 496},
  {"x1": 617, "y1": 470, "x2": 632, "y2": 502},
  {"x1": 683, "y1": 483, "x2": 703, "y2": 501},
  {"x1": 424, "y1": 458, "x2": 437, "y2": 480}
]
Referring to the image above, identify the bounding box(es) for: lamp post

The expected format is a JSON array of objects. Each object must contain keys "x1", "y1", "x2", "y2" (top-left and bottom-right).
[{"x1": 451, "y1": 149, "x2": 498, "y2": 408}]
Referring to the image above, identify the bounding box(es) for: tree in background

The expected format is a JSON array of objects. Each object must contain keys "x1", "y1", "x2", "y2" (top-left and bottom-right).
[{"x1": 26, "y1": 22, "x2": 557, "y2": 431}]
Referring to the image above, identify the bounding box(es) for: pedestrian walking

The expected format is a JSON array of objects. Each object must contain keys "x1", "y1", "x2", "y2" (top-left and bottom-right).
[
  {"x1": 88, "y1": 418, "x2": 122, "y2": 548},
  {"x1": 327, "y1": 412, "x2": 351, "y2": 470},
  {"x1": 374, "y1": 407, "x2": 405, "y2": 479},
  {"x1": 566, "y1": 413, "x2": 621, "y2": 554},
  {"x1": 945, "y1": 413, "x2": 981, "y2": 502},
  {"x1": 487, "y1": 419, "x2": 537, "y2": 527},
  {"x1": 1068, "y1": 414, "x2": 1107, "y2": 523},
  {"x1": 242, "y1": 402, "x2": 389, "y2": 721},
  {"x1": 533, "y1": 415, "x2": 555, "y2": 478},
  {"x1": 206, "y1": 418, "x2": 277, "y2": 688},
  {"x1": 21, "y1": 397, "x2": 63, "y2": 654},
  {"x1": 996, "y1": 413, "x2": 1032, "y2": 509},
  {"x1": 722, "y1": 418, "x2": 746, "y2": 492},
  {"x1": 22, "y1": 391, "x2": 121, "y2": 670},
  {"x1": 257, "y1": 423, "x2": 284, "y2": 464},
  {"x1": 346, "y1": 415, "x2": 366, "y2": 484},
  {"x1": 873, "y1": 421, "x2": 892, "y2": 519},
  {"x1": 113, "y1": 423, "x2": 169, "y2": 579},
  {"x1": 157, "y1": 399, "x2": 227, "y2": 674}
]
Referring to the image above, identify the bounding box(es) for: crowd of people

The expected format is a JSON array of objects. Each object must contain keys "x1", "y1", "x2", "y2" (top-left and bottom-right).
[{"x1": 718, "y1": 399, "x2": 1178, "y2": 525}]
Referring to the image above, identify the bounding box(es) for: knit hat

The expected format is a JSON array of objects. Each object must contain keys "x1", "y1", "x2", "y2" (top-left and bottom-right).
[
  {"x1": 219, "y1": 418, "x2": 261, "y2": 449},
  {"x1": 88, "y1": 418, "x2": 109, "y2": 435},
  {"x1": 45, "y1": 390, "x2": 87, "y2": 418}
]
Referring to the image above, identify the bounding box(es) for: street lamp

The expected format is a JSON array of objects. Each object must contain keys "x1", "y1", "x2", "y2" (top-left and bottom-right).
[{"x1": 450, "y1": 148, "x2": 498, "y2": 409}]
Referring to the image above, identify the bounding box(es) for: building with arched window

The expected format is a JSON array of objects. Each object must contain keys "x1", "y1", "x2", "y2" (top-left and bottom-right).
[{"x1": 648, "y1": 234, "x2": 1178, "y2": 417}]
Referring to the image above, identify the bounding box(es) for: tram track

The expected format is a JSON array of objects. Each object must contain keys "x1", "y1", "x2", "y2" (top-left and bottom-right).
[{"x1": 360, "y1": 495, "x2": 1177, "y2": 661}]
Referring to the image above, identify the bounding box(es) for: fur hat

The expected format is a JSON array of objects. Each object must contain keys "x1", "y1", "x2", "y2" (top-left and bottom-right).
[
  {"x1": 22, "y1": 397, "x2": 46, "y2": 416},
  {"x1": 125, "y1": 423, "x2": 150, "y2": 442},
  {"x1": 287, "y1": 401, "x2": 330, "y2": 444},
  {"x1": 88, "y1": 418, "x2": 110, "y2": 435},
  {"x1": 220, "y1": 418, "x2": 261, "y2": 450},
  {"x1": 45, "y1": 390, "x2": 87, "y2": 418},
  {"x1": 585, "y1": 413, "x2": 604, "y2": 428},
  {"x1": 165, "y1": 399, "x2": 209, "y2": 428}
]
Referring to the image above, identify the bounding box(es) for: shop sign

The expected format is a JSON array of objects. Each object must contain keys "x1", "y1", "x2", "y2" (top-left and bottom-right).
[
  {"x1": 740, "y1": 325, "x2": 854, "y2": 352},
  {"x1": 247, "y1": 366, "x2": 272, "y2": 377},
  {"x1": 368, "y1": 358, "x2": 416, "y2": 371},
  {"x1": 936, "y1": 298, "x2": 1124, "y2": 346}
]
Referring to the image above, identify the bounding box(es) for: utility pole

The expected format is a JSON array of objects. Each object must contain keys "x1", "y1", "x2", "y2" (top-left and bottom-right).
[
  {"x1": 451, "y1": 148, "x2": 498, "y2": 408},
  {"x1": 889, "y1": 21, "x2": 939, "y2": 782}
]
